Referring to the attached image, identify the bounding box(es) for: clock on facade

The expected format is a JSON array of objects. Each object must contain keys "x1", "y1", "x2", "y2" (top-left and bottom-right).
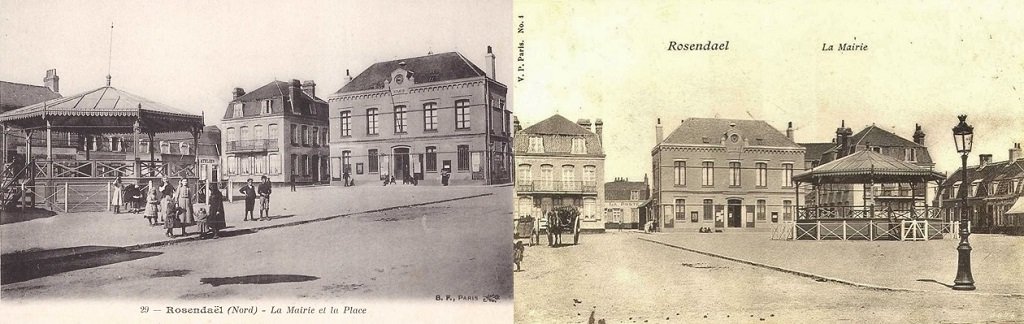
[
  {"x1": 395, "y1": 74, "x2": 404, "y2": 85},
  {"x1": 729, "y1": 134, "x2": 740, "y2": 143}
]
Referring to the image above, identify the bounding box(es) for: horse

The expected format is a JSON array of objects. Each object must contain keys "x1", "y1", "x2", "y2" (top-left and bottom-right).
[{"x1": 546, "y1": 206, "x2": 580, "y2": 246}]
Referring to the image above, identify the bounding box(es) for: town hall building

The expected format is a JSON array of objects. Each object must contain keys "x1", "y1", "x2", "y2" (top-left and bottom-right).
[{"x1": 651, "y1": 118, "x2": 805, "y2": 231}]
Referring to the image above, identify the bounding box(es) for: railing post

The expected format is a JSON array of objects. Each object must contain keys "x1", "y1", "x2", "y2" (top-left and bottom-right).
[
  {"x1": 816, "y1": 220, "x2": 821, "y2": 240},
  {"x1": 842, "y1": 220, "x2": 847, "y2": 240},
  {"x1": 869, "y1": 220, "x2": 874, "y2": 241},
  {"x1": 106, "y1": 181, "x2": 111, "y2": 212},
  {"x1": 924, "y1": 220, "x2": 929, "y2": 240},
  {"x1": 63, "y1": 182, "x2": 68, "y2": 212}
]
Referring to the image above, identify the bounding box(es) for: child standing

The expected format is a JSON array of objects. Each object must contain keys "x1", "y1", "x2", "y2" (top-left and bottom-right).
[{"x1": 144, "y1": 183, "x2": 160, "y2": 226}]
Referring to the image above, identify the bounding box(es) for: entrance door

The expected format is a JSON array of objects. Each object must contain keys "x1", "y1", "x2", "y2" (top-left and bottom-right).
[
  {"x1": 393, "y1": 148, "x2": 410, "y2": 182},
  {"x1": 727, "y1": 199, "x2": 742, "y2": 228}
]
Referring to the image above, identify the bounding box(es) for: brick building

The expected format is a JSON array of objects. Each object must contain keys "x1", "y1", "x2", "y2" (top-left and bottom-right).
[
  {"x1": 940, "y1": 143, "x2": 1024, "y2": 233},
  {"x1": 328, "y1": 48, "x2": 511, "y2": 185},
  {"x1": 651, "y1": 118, "x2": 805, "y2": 231}
]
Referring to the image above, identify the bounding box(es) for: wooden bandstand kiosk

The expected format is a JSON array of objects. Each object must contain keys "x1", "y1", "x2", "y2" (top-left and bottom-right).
[
  {"x1": 776, "y1": 150, "x2": 948, "y2": 241},
  {"x1": 0, "y1": 81, "x2": 204, "y2": 212}
]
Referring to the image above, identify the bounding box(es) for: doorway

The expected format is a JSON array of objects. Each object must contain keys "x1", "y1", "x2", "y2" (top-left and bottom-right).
[
  {"x1": 727, "y1": 199, "x2": 742, "y2": 228},
  {"x1": 393, "y1": 147, "x2": 410, "y2": 182}
]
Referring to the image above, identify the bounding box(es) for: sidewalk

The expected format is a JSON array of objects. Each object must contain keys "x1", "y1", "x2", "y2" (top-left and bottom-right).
[
  {"x1": 1, "y1": 184, "x2": 507, "y2": 257},
  {"x1": 641, "y1": 232, "x2": 1024, "y2": 296}
]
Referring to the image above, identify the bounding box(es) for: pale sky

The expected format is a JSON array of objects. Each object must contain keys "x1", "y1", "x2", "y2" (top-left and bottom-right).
[
  {"x1": 514, "y1": 0, "x2": 1024, "y2": 181},
  {"x1": 1, "y1": 0, "x2": 512, "y2": 123}
]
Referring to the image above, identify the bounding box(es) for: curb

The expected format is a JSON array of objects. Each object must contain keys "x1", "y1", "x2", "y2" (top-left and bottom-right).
[
  {"x1": 3, "y1": 192, "x2": 494, "y2": 265},
  {"x1": 638, "y1": 237, "x2": 1024, "y2": 299}
]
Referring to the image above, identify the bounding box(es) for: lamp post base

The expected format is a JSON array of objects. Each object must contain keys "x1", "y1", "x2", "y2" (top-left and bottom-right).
[{"x1": 952, "y1": 230, "x2": 975, "y2": 291}]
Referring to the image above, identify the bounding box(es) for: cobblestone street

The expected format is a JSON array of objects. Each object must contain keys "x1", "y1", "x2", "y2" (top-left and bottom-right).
[{"x1": 514, "y1": 232, "x2": 1024, "y2": 323}]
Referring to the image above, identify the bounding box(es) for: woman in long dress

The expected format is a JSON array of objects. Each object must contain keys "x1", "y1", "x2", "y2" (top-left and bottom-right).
[
  {"x1": 206, "y1": 184, "x2": 226, "y2": 238},
  {"x1": 144, "y1": 182, "x2": 160, "y2": 226},
  {"x1": 174, "y1": 178, "x2": 195, "y2": 236},
  {"x1": 111, "y1": 177, "x2": 123, "y2": 214}
]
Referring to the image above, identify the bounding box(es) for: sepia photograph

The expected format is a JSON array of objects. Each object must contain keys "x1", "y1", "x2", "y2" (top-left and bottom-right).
[
  {"x1": 1, "y1": 0, "x2": 513, "y2": 322},
  {"x1": 512, "y1": 0, "x2": 1024, "y2": 323}
]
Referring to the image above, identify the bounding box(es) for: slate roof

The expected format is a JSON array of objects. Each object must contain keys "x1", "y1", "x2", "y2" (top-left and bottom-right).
[
  {"x1": 0, "y1": 81, "x2": 61, "y2": 111},
  {"x1": 222, "y1": 80, "x2": 328, "y2": 120},
  {"x1": 944, "y1": 159, "x2": 1024, "y2": 199},
  {"x1": 605, "y1": 180, "x2": 650, "y2": 201},
  {"x1": 814, "y1": 125, "x2": 934, "y2": 165},
  {"x1": 661, "y1": 118, "x2": 801, "y2": 148},
  {"x1": 336, "y1": 52, "x2": 487, "y2": 94},
  {"x1": 800, "y1": 143, "x2": 835, "y2": 162},
  {"x1": 851, "y1": 125, "x2": 934, "y2": 164},
  {"x1": 514, "y1": 114, "x2": 604, "y2": 156}
]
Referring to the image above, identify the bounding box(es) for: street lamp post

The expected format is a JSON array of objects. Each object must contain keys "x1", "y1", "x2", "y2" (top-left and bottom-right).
[{"x1": 951, "y1": 114, "x2": 976, "y2": 291}]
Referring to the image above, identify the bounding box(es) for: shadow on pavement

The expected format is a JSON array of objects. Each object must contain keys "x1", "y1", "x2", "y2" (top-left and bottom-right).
[
  {"x1": 916, "y1": 278, "x2": 955, "y2": 288},
  {"x1": 265, "y1": 214, "x2": 296, "y2": 221},
  {"x1": 0, "y1": 208, "x2": 58, "y2": 225},
  {"x1": 1, "y1": 246, "x2": 162, "y2": 284},
  {"x1": 200, "y1": 274, "x2": 319, "y2": 287}
]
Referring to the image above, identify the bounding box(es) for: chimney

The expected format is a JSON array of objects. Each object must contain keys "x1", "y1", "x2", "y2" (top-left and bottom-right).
[
  {"x1": 656, "y1": 118, "x2": 664, "y2": 143},
  {"x1": 786, "y1": 121, "x2": 794, "y2": 141},
  {"x1": 836, "y1": 120, "x2": 854, "y2": 158},
  {"x1": 345, "y1": 69, "x2": 353, "y2": 83},
  {"x1": 1010, "y1": 143, "x2": 1021, "y2": 161},
  {"x1": 44, "y1": 69, "x2": 59, "y2": 93},
  {"x1": 232, "y1": 87, "x2": 245, "y2": 99},
  {"x1": 485, "y1": 45, "x2": 496, "y2": 79},
  {"x1": 513, "y1": 116, "x2": 522, "y2": 133},
  {"x1": 913, "y1": 123, "x2": 926, "y2": 145},
  {"x1": 577, "y1": 118, "x2": 592, "y2": 131},
  {"x1": 594, "y1": 118, "x2": 604, "y2": 143},
  {"x1": 288, "y1": 79, "x2": 300, "y2": 111},
  {"x1": 980, "y1": 154, "x2": 993, "y2": 167},
  {"x1": 301, "y1": 80, "x2": 316, "y2": 98}
]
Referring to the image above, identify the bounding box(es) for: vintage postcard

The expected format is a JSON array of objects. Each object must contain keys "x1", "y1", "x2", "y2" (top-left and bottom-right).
[
  {"x1": 0, "y1": 0, "x2": 512, "y2": 323},
  {"x1": 512, "y1": 0, "x2": 1024, "y2": 323}
]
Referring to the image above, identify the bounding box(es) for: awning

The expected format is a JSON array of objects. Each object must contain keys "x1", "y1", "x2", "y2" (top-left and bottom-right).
[
  {"x1": 1007, "y1": 197, "x2": 1024, "y2": 215},
  {"x1": 637, "y1": 199, "x2": 654, "y2": 209}
]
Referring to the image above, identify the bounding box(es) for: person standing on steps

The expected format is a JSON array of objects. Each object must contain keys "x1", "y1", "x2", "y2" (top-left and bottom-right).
[
  {"x1": 440, "y1": 165, "x2": 451, "y2": 186},
  {"x1": 239, "y1": 178, "x2": 257, "y2": 221},
  {"x1": 257, "y1": 175, "x2": 272, "y2": 221},
  {"x1": 111, "y1": 177, "x2": 123, "y2": 214}
]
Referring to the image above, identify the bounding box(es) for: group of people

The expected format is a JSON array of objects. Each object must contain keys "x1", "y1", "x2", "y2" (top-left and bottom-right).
[
  {"x1": 111, "y1": 176, "x2": 226, "y2": 239},
  {"x1": 239, "y1": 176, "x2": 273, "y2": 221}
]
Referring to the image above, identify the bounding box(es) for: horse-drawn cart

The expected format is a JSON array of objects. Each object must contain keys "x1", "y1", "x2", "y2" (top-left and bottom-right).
[
  {"x1": 514, "y1": 215, "x2": 540, "y2": 246},
  {"x1": 545, "y1": 206, "x2": 581, "y2": 246}
]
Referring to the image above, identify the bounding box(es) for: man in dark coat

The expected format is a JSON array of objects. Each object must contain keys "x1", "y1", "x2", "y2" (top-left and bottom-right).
[
  {"x1": 257, "y1": 175, "x2": 272, "y2": 221},
  {"x1": 239, "y1": 178, "x2": 257, "y2": 221}
]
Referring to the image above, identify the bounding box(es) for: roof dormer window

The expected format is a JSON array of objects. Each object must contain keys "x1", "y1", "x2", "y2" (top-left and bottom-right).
[
  {"x1": 570, "y1": 137, "x2": 587, "y2": 154},
  {"x1": 262, "y1": 99, "x2": 272, "y2": 115},
  {"x1": 528, "y1": 137, "x2": 544, "y2": 153},
  {"x1": 233, "y1": 103, "x2": 244, "y2": 118}
]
